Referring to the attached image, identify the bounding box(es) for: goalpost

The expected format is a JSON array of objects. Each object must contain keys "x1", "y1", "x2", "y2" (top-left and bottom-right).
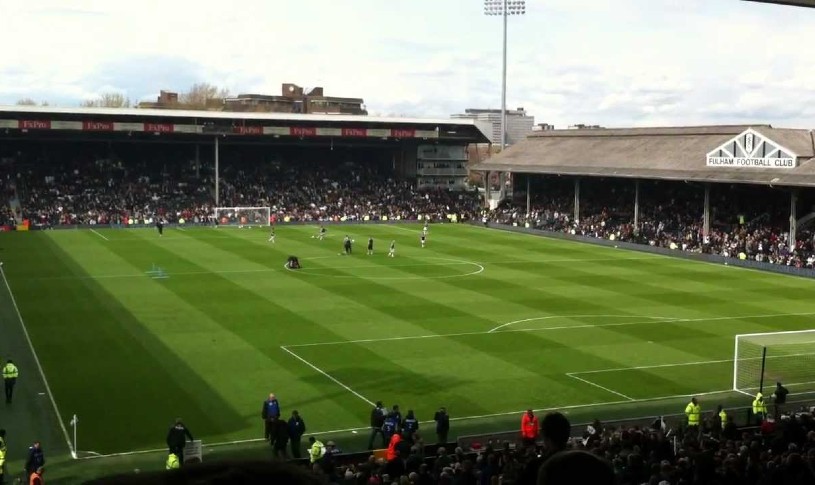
[
  {"x1": 213, "y1": 207, "x2": 271, "y2": 227},
  {"x1": 733, "y1": 330, "x2": 815, "y2": 396}
]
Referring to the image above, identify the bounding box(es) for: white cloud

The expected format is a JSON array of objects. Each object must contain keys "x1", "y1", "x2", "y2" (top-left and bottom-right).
[{"x1": 1, "y1": 0, "x2": 815, "y2": 127}]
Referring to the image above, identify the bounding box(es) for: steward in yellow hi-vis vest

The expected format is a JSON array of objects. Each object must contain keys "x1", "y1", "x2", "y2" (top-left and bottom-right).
[
  {"x1": 308, "y1": 437, "x2": 325, "y2": 464},
  {"x1": 166, "y1": 453, "x2": 180, "y2": 470},
  {"x1": 3, "y1": 360, "x2": 18, "y2": 404},
  {"x1": 685, "y1": 397, "x2": 701, "y2": 428},
  {"x1": 753, "y1": 392, "x2": 767, "y2": 425}
]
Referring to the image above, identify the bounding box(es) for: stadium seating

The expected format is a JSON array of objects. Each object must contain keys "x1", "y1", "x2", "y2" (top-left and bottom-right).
[
  {"x1": 12, "y1": 157, "x2": 482, "y2": 226},
  {"x1": 493, "y1": 180, "x2": 815, "y2": 269}
]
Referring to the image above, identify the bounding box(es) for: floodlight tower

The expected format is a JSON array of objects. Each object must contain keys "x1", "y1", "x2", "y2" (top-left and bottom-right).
[{"x1": 483, "y1": 0, "x2": 526, "y2": 151}]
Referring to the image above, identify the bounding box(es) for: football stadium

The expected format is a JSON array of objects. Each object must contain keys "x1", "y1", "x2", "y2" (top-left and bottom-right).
[{"x1": 3, "y1": 1, "x2": 815, "y2": 484}]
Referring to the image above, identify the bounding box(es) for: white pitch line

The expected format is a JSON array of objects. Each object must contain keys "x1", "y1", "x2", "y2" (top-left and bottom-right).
[
  {"x1": 573, "y1": 350, "x2": 815, "y2": 376},
  {"x1": 572, "y1": 358, "x2": 732, "y2": 375},
  {"x1": 21, "y1": 256, "x2": 669, "y2": 282},
  {"x1": 284, "y1": 318, "x2": 685, "y2": 348},
  {"x1": 176, "y1": 227, "x2": 187, "y2": 232},
  {"x1": 488, "y1": 314, "x2": 675, "y2": 333},
  {"x1": 284, "y1": 312, "x2": 815, "y2": 349},
  {"x1": 89, "y1": 228, "x2": 109, "y2": 241},
  {"x1": 0, "y1": 266, "x2": 76, "y2": 458},
  {"x1": 280, "y1": 346, "x2": 375, "y2": 407},
  {"x1": 490, "y1": 312, "x2": 815, "y2": 334},
  {"x1": 283, "y1": 257, "x2": 485, "y2": 280},
  {"x1": 566, "y1": 373, "x2": 635, "y2": 401}
]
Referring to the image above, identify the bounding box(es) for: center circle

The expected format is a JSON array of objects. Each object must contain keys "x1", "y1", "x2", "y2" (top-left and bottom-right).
[{"x1": 283, "y1": 256, "x2": 484, "y2": 280}]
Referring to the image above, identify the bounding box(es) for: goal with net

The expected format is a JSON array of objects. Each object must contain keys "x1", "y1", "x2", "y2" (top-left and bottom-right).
[
  {"x1": 213, "y1": 207, "x2": 271, "y2": 227},
  {"x1": 733, "y1": 330, "x2": 815, "y2": 396}
]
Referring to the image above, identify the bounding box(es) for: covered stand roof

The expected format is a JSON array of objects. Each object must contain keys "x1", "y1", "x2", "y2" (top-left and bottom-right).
[
  {"x1": 0, "y1": 105, "x2": 491, "y2": 143},
  {"x1": 472, "y1": 125, "x2": 815, "y2": 187}
]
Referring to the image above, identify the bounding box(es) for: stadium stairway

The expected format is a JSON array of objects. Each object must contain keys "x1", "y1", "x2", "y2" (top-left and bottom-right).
[{"x1": 9, "y1": 188, "x2": 22, "y2": 217}]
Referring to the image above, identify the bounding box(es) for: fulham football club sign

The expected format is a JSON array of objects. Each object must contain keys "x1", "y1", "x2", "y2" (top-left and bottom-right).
[{"x1": 706, "y1": 128, "x2": 797, "y2": 169}]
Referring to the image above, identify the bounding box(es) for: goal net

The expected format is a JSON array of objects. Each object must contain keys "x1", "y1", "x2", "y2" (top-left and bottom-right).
[
  {"x1": 733, "y1": 330, "x2": 815, "y2": 396},
  {"x1": 213, "y1": 207, "x2": 271, "y2": 227}
]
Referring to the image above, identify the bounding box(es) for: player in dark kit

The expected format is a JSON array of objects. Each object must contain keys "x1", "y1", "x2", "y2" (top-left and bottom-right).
[
  {"x1": 156, "y1": 219, "x2": 164, "y2": 237},
  {"x1": 343, "y1": 236, "x2": 352, "y2": 255},
  {"x1": 367, "y1": 237, "x2": 374, "y2": 255}
]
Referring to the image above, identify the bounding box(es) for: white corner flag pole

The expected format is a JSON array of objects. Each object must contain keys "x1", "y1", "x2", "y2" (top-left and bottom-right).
[{"x1": 70, "y1": 414, "x2": 78, "y2": 459}]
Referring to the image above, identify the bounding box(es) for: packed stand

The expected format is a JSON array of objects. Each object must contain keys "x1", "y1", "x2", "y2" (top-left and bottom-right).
[
  {"x1": 220, "y1": 160, "x2": 482, "y2": 223},
  {"x1": 17, "y1": 158, "x2": 214, "y2": 226},
  {"x1": 0, "y1": 156, "x2": 480, "y2": 227},
  {"x1": 491, "y1": 179, "x2": 815, "y2": 268},
  {"x1": 11, "y1": 156, "x2": 481, "y2": 227}
]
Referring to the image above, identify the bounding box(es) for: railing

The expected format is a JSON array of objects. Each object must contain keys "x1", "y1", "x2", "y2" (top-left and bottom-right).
[
  {"x1": 456, "y1": 397, "x2": 815, "y2": 451},
  {"x1": 416, "y1": 168, "x2": 468, "y2": 176}
]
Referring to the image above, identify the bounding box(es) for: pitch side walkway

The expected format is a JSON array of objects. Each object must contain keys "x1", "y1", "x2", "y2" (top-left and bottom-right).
[{"x1": 0, "y1": 265, "x2": 71, "y2": 477}]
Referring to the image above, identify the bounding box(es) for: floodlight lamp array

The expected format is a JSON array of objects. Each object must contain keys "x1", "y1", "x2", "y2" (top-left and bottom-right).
[{"x1": 483, "y1": 0, "x2": 526, "y2": 15}]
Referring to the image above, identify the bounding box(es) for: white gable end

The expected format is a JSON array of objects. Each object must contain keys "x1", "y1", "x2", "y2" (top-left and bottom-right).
[{"x1": 706, "y1": 128, "x2": 797, "y2": 169}]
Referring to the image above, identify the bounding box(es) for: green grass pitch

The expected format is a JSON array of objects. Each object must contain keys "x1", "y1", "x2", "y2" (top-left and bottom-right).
[{"x1": 3, "y1": 223, "x2": 815, "y2": 458}]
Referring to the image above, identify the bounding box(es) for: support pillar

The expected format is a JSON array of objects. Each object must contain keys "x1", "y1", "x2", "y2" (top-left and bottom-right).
[
  {"x1": 790, "y1": 190, "x2": 798, "y2": 245},
  {"x1": 484, "y1": 171, "x2": 492, "y2": 209},
  {"x1": 703, "y1": 184, "x2": 710, "y2": 242},
  {"x1": 195, "y1": 144, "x2": 200, "y2": 178},
  {"x1": 573, "y1": 178, "x2": 580, "y2": 223},
  {"x1": 214, "y1": 136, "x2": 220, "y2": 207},
  {"x1": 526, "y1": 175, "x2": 531, "y2": 215},
  {"x1": 633, "y1": 180, "x2": 640, "y2": 231}
]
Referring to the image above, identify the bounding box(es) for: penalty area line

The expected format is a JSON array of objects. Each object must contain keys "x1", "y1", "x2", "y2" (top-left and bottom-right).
[
  {"x1": 279, "y1": 346, "x2": 375, "y2": 407},
  {"x1": 566, "y1": 373, "x2": 634, "y2": 401},
  {"x1": 89, "y1": 228, "x2": 109, "y2": 241},
  {"x1": 488, "y1": 314, "x2": 677, "y2": 333}
]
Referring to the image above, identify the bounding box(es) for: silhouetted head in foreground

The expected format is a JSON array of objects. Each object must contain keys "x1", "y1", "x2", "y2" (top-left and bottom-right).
[
  {"x1": 82, "y1": 459, "x2": 323, "y2": 485},
  {"x1": 537, "y1": 450, "x2": 614, "y2": 485}
]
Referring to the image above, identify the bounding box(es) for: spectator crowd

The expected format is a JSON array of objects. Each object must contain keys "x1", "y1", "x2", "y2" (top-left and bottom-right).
[
  {"x1": 295, "y1": 404, "x2": 815, "y2": 485},
  {"x1": 2, "y1": 157, "x2": 481, "y2": 227},
  {"x1": 489, "y1": 179, "x2": 815, "y2": 269}
]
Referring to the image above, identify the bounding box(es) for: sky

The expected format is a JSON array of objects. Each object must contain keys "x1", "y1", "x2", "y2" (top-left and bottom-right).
[{"x1": 1, "y1": 0, "x2": 814, "y2": 128}]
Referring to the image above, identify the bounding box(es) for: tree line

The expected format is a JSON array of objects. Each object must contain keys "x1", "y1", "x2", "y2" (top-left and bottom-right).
[{"x1": 15, "y1": 83, "x2": 230, "y2": 109}]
